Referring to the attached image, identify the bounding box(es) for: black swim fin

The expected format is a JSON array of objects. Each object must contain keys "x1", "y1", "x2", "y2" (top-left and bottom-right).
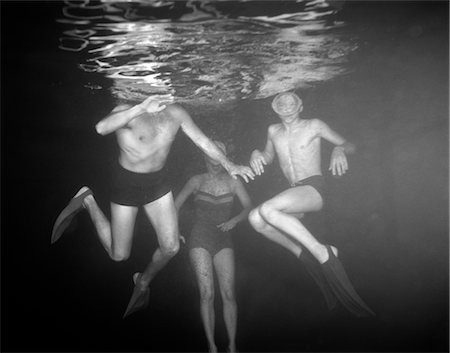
[
  {"x1": 51, "y1": 188, "x2": 92, "y2": 244},
  {"x1": 299, "y1": 250, "x2": 337, "y2": 310},
  {"x1": 321, "y1": 245, "x2": 375, "y2": 317}
]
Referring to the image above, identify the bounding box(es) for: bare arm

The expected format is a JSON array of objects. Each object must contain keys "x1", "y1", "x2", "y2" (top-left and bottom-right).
[
  {"x1": 249, "y1": 125, "x2": 276, "y2": 175},
  {"x1": 217, "y1": 179, "x2": 253, "y2": 232},
  {"x1": 316, "y1": 119, "x2": 356, "y2": 176},
  {"x1": 95, "y1": 97, "x2": 166, "y2": 135},
  {"x1": 174, "y1": 176, "x2": 199, "y2": 211},
  {"x1": 171, "y1": 104, "x2": 255, "y2": 182},
  {"x1": 316, "y1": 119, "x2": 356, "y2": 153}
]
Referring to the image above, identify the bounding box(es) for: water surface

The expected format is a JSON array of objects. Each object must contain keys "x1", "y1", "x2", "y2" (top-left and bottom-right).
[{"x1": 58, "y1": 0, "x2": 358, "y2": 104}]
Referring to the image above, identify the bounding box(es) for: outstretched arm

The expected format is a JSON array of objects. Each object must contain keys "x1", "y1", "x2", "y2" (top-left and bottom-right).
[
  {"x1": 249, "y1": 126, "x2": 276, "y2": 176},
  {"x1": 217, "y1": 179, "x2": 253, "y2": 232},
  {"x1": 316, "y1": 119, "x2": 356, "y2": 176},
  {"x1": 171, "y1": 105, "x2": 255, "y2": 183},
  {"x1": 95, "y1": 96, "x2": 167, "y2": 135},
  {"x1": 174, "y1": 176, "x2": 199, "y2": 212}
]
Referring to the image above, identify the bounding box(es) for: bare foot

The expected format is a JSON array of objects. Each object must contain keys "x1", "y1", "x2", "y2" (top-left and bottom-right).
[
  {"x1": 317, "y1": 245, "x2": 338, "y2": 264},
  {"x1": 133, "y1": 272, "x2": 148, "y2": 289},
  {"x1": 74, "y1": 186, "x2": 93, "y2": 208},
  {"x1": 133, "y1": 272, "x2": 140, "y2": 284}
]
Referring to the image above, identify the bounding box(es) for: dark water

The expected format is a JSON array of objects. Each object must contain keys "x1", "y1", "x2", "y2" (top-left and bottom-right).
[{"x1": 2, "y1": 1, "x2": 449, "y2": 352}]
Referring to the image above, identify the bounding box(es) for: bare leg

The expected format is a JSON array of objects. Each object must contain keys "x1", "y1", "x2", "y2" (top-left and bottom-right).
[
  {"x1": 250, "y1": 198, "x2": 338, "y2": 309},
  {"x1": 123, "y1": 192, "x2": 180, "y2": 318},
  {"x1": 248, "y1": 208, "x2": 303, "y2": 258},
  {"x1": 191, "y1": 248, "x2": 217, "y2": 353},
  {"x1": 251, "y1": 187, "x2": 373, "y2": 316},
  {"x1": 255, "y1": 186, "x2": 331, "y2": 263},
  {"x1": 139, "y1": 192, "x2": 180, "y2": 288},
  {"x1": 214, "y1": 248, "x2": 237, "y2": 353},
  {"x1": 81, "y1": 187, "x2": 138, "y2": 261}
]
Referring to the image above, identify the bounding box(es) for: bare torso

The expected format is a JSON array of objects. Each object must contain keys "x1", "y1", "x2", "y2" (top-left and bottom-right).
[
  {"x1": 270, "y1": 118, "x2": 322, "y2": 185},
  {"x1": 115, "y1": 105, "x2": 181, "y2": 173}
]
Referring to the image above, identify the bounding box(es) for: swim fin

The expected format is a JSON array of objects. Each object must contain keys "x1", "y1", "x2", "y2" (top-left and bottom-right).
[
  {"x1": 51, "y1": 188, "x2": 93, "y2": 244},
  {"x1": 299, "y1": 250, "x2": 337, "y2": 310},
  {"x1": 123, "y1": 273, "x2": 150, "y2": 318},
  {"x1": 321, "y1": 245, "x2": 375, "y2": 317}
]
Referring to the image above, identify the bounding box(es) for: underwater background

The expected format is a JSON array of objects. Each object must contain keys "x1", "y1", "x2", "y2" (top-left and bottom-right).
[{"x1": 2, "y1": 1, "x2": 448, "y2": 352}]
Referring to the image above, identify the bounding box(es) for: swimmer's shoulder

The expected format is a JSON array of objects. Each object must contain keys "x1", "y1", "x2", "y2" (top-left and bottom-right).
[
  {"x1": 185, "y1": 174, "x2": 204, "y2": 192},
  {"x1": 164, "y1": 103, "x2": 191, "y2": 121},
  {"x1": 191, "y1": 173, "x2": 207, "y2": 186},
  {"x1": 308, "y1": 118, "x2": 324, "y2": 127},
  {"x1": 268, "y1": 123, "x2": 283, "y2": 137},
  {"x1": 307, "y1": 118, "x2": 330, "y2": 134}
]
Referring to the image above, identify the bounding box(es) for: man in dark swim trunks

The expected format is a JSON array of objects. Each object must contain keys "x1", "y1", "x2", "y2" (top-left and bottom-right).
[
  {"x1": 51, "y1": 96, "x2": 254, "y2": 318},
  {"x1": 248, "y1": 91, "x2": 374, "y2": 317}
]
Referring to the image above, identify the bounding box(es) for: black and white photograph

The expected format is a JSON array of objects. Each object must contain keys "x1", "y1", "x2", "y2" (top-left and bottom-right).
[{"x1": 2, "y1": 1, "x2": 448, "y2": 352}]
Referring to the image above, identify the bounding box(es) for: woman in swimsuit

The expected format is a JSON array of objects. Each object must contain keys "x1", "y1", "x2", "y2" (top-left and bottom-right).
[{"x1": 175, "y1": 141, "x2": 252, "y2": 353}]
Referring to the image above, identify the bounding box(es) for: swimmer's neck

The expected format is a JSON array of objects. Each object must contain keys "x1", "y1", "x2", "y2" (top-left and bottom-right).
[
  {"x1": 207, "y1": 169, "x2": 225, "y2": 178},
  {"x1": 281, "y1": 115, "x2": 305, "y2": 130}
]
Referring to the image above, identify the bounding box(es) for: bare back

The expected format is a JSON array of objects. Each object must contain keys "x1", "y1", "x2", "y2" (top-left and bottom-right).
[
  {"x1": 270, "y1": 119, "x2": 323, "y2": 184},
  {"x1": 115, "y1": 105, "x2": 182, "y2": 173}
]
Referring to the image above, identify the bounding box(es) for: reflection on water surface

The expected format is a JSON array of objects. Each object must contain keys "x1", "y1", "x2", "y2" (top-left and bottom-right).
[{"x1": 58, "y1": 0, "x2": 358, "y2": 105}]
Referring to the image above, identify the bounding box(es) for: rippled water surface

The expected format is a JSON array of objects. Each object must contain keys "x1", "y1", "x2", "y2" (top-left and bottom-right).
[{"x1": 58, "y1": 0, "x2": 358, "y2": 105}]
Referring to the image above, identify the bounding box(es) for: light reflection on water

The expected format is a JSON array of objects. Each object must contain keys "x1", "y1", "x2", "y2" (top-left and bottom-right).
[{"x1": 58, "y1": 0, "x2": 358, "y2": 105}]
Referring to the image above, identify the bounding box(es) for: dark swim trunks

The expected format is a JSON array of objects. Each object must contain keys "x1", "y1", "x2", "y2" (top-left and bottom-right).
[
  {"x1": 293, "y1": 175, "x2": 326, "y2": 201},
  {"x1": 109, "y1": 160, "x2": 171, "y2": 207},
  {"x1": 189, "y1": 190, "x2": 234, "y2": 257}
]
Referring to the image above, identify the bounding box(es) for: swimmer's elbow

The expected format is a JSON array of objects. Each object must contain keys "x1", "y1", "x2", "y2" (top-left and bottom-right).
[{"x1": 95, "y1": 121, "x2": 108, "y2": 135}]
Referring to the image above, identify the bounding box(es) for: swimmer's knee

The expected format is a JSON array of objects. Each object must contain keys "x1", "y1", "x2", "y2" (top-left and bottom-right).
[
  {"x1": 221, "y1": 288, "x2": 235, "y2": 303},
  {"x1": 161, "y1": 241, "x2": 180, "y2": 258},
  {"x1": 199, "y1": 287, "x2": 214, "y2": 303},
  {"x1": 259, "y1": 202, "x2": 277, "y2": 222},
  {"x1": 110, "y1": 252, "x2": 130, "y2": 262},
  {"x1": 248, "y1": 208, "x2": 263, "y2": 228}
]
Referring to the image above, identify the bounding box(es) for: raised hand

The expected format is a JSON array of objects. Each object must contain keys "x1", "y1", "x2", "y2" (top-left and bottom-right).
[
  {"x1": 250, "y1": 150, "x2": 267, "y2": 176},
  {"x1": 139, "y1": 96, "x2": 167, "y2": 113},
  {"x1": 329, "y1": 146, "x2": 349, "y2": 176}
]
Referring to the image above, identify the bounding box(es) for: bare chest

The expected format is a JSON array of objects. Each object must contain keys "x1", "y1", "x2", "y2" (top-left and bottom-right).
[
  {"x1": 126, "y1": 112, "x2": 176, "y2": 144},
  {"x1": 199, "y1": 176, "x2": 233, "y2": 196},
  {"x1": 273, "y1": 127, "x2": 319, "y2": 156}
]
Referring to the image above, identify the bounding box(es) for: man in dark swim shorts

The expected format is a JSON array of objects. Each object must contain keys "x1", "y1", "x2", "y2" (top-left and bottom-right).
[
  {"x1": 109, "y1": 160, "x2": 171, "y2": 206},
  {"x1": 293, "y1": 175, "x2": 326, "y2": 204},
  {"x1": 51, "y1": 96, "x2": 254, "y2": 318},
  {"x1": 247, "y1": 91, "x2": 374, "y2": 317}
]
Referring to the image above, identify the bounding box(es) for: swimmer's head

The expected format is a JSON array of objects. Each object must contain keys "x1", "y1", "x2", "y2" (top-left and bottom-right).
[
  {"x1": 213, "y1": 140, "x2": 227, "y2": 155},
  {"x1": 271, "y1": 92, "x2": 303, "y2": 117},
  {"x1": 205, "y1": 140, "x2": 227, "y2": 170}
]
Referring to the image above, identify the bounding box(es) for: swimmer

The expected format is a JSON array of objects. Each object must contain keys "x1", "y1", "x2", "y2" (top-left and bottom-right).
[
  {"x1": 248, "y1": 91, "x2": 374, "y2": 317},
  {"x1": 175, "y1": 141, "x2": 253, "y2": 353},
  {"x1": 51, "y1": 96, "x2": 255, "y2": 318}
]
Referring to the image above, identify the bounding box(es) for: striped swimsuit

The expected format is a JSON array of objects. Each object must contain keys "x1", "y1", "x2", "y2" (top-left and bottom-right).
[{"x1": 189, "y1": 190, "x2": 235, "y2": 256}]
